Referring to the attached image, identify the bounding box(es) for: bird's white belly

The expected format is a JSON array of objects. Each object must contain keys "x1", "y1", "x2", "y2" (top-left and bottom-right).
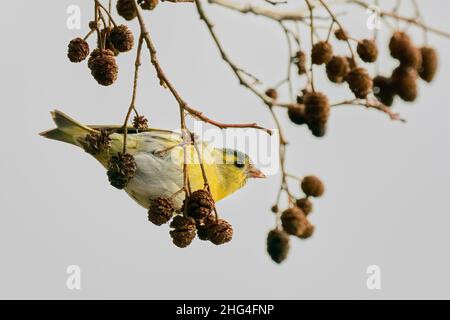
[{"x1": 124, "y1": 152, "x2": 185, "y2": 210}]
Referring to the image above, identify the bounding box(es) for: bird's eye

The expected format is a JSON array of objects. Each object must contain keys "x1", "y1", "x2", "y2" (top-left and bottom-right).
[{"x1": 234, "y1": 162, "x2": 245, "y2": 169}]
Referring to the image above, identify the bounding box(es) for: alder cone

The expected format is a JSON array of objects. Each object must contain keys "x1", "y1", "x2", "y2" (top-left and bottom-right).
[
  {"x1": 170, "y1": 216, "x2": 196, "y2": 248},
  {"x1": 281, "y1": 207, "x2": 308, "y2": 236},
  {"x1": 287, "y1": 104, "x2": 307, "y2": 125},
  {"x1": 116, "y1": 0, "x2": 137, "y2": 21},
  {"x1": 346, "y1": 67, "x2": 373, "y2": 99},
  {"x1": 301, "y1": 175, "x2": 325, "y2": 197},
  {"x1": 196, "y1": 224, "x2": 210, "y2": 241},
  {"x1": 391, "y1": 67, "x2": 418, "y2": 102},
  {"x1": 373, "y1": 76, "x2": 395, "y2": 106},
  {"x1": 389, "y1": 31, "x2": 421, "y2": 69},
  {"x1": 326, "y1": 56, "x2": 350, "y2": 83},
  {"x1": 88, "y1": 49, "x2": 118, "y2": 86},
  {"x1": 296, "y1": 197, "x2": 313, "y2": 215},
  {"x1": 334, "y1": 28, "x2": 348, "y2": 41},
  {"x1": 184, "y1": 189, "x2": 215, "y2": 220},
  {"x1": 109, "y1": 25, "x2": 134, "y2": 53},
  {"x1": 67, "y1": 38, "x2": 89, "y2": 63},
  {"x1": 148, "y1": 197, "x2": 174, "y2": 226},
  {"x1": 304, "y1": 92, "x2": 330, "y2": 137},
  {"x1": 298, "y1": 222, "x2": 315, "y2": 239},
  {"x1": 389, "y1": 31, "x2": 412, "y2": 59},
  {"x1": 311, "y1": 41, "x2": 333, "y2": 65},
  {"x1": 357, "y1": 39, "x2": 378, "y2": 63},
  {"x1": 419, "y1": 47, "x2": 438, "y2": 82},
  {"x1": 132, "y1": 115, "x2": 149, "y2": 130},
  {"x1": 206, "y1": 219, "x2": 233, "y2": 245},
  {"x1": 267, "y1": 229, "x2": 290, "y2": 264},
  {"x1": 83, "y1": 129, "x2": 111, "y2": 155},
  {"x1": 107, "y1": 153, "x2": 136, "y2": 189}
]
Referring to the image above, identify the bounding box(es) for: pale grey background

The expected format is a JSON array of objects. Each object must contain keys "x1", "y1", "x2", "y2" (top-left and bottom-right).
[{"x1": 0, "y1": 0, "x2": 449, "y2": 299}]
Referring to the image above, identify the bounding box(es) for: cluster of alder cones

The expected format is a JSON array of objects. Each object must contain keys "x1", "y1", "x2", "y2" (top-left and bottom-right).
[
  {"x1": 82, "y1": 130, "x2": 233, "y2": 248},
  {"x1": 66, "y1": 0, "x2": 160, "y2": 86},
  {"x1": 150, "y1": 190, "x2": 233, "y2": 248},
  {"x1": 267, "y1": 176, "x2": 324, "y2": 264},
  {"x1": 266, "y1": 28, "x2": 438, "y2": 138}
]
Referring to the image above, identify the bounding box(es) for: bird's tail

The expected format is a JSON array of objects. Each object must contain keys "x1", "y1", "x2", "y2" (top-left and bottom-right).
[{"x1": 39, "y1": 110, "x2": 96, "y2": 146}]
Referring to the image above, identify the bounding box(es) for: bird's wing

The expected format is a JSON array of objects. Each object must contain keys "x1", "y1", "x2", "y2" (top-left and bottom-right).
[{"x1": 87, "y1": 124, "x2": 179, "y2": 135}]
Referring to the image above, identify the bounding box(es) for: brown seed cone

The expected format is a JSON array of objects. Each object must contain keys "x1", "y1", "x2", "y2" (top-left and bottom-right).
[
  {"x1": 304, "y1": 92, "x2": 330, "y2": 137},
  {"x1": 83, "y1": 129, "x2": 111, "y2": 155},
  {"x1": 301, "y1": 175, "x2": 325, "y2": 197},
  {"x1": 298, "y1": 222, "x2": 315, "y2": 239},
  {"x1": 334, "y1": 28, "x2": 348, "y2": 41},
  {"x1": 116, "y1": 0, "x2": 137, "y2": 21},
  {"x1": 107, "y1": 153, "x2": 137, "y2": 189},
  {"x1": 389, "y1": 31, "x2": 421, "y2": 69},
  {"x1": 88, "y1": 21, "x2": 98, "y2": 30},
  {"x1": 88, "y1": 49, "x2": 118, "y2": 86},
  {"x1": 295, "y1": 50, "x2": 307, "y2": 75},
  {"x1": 206, "y1": 219, "x2": 233, "y2": 245},
  {"x1": 287, "y1": 104, "x2": 307, "y2": 126},
  {"x1": 311, "y1": 41, "x2": 333, "y2": 65},
  {"x1": 326, "y1": 56, "x2": 350, "y2": 83},
  {"x1": 271, "y1": 205, "x2": 279, "y2": 213},
  {"x1": 389, "y1": 31, "x2": 411, "y2": 59},
  {"x1": 267, "y1": 229, "x2": 290, "y2": 264},
  {"x1": 197, "y1": 224, "x2": 210, "y2": 241},
  {"x1": 357, "y1": 39, "x2": 378, "y2": 63},
  {"x1": 87, "y1": 48, "x2": 101, "y2": 69},
  {"x1": 281, "y1": 207, "x2": 308, "y2": 236},
  {"x1": 67, "y1": 38, "x2": 90, "y2": 63},
  {"x1": 419, "y1": 46, "x2": 438, "y2": 82},
  {"x1": 346, "y1": 67, "x2": 373, "y2": 98},
  {"x1": 373, "y1": 76, "x2": 395, "y2": 106},
  {"x1": 132, "y1": 115, "x2": 149, "y2": 130},
  {"x1": 148, "y1": 197, "x2": 174, "y2": 226},
  {"x1": 169, "y1": 216, "x2": 196, "y2": 248},
  {"x1": 391, "y1": 67, "x2": 418, "y2": 102},
  {"x1": 109, "y1": 25, "x2": 134, "y2": 53},
  {"x1": 184, "y1": 190, "x2": 215, "y2": 220},
  {"x1": 265, "y1": 88, "x2": 278, "y2": 100},
  {"x1": 296, "y1": 197, "x2": 313, "y2": 216},
  {"x1": 138, "y1": 0, "x2": 159, "y2": 10}
]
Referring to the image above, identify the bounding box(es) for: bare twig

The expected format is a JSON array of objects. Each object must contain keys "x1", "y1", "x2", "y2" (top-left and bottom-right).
[
  {"x1": 123, "y1": 35, "x2": 144, "y2": 153},
  {"x1": 208, "y1": 0, "x2": 311, "y2": 21},
  {"x1": 349, "y1": 0, "x2": 450, "y2": 38},
  {"x1": 331, "y1": 99, "x2": 406, "y2": 122},
  {"x1": 131, "y1": 1, "x2": 272, "y2": 135}
]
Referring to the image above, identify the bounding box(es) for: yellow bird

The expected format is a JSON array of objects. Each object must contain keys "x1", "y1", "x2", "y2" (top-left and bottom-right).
[{"x1": 40, "y1": 110, "x2": 265, "y2": 210}]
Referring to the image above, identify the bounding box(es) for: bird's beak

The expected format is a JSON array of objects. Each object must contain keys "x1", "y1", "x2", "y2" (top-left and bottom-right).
[{"x1": 246, "y1": 165, "x2": 266, "y2": 179}]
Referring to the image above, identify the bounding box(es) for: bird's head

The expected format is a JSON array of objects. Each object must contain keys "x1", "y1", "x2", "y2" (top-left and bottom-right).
[{"x1": 214, "y1": 148, "x2": 265, "y2": 195}]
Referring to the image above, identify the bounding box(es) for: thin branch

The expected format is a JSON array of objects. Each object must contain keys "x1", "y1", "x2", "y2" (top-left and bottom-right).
[
  {"x1": 331, "y1": 99, "x2": 406, "y2": 122},
  {"x1": 131, "y1": 0, "x2": 271, "y2": 135},
  {"x1": 349, "y1": 0, "x2": 450, "y2": 38},
  {"x1": 208, "y1": 0, "x2": 311, "y2": 22},
  {"x1": 123, "y1": 35, "x2": 144, "y2": 153},
  {"x1": 317, "y1": 0, "x2": 357, "y2": 63},
  {"x1": 95, "y1": 0, "x2": 117, "y2": 27}
]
